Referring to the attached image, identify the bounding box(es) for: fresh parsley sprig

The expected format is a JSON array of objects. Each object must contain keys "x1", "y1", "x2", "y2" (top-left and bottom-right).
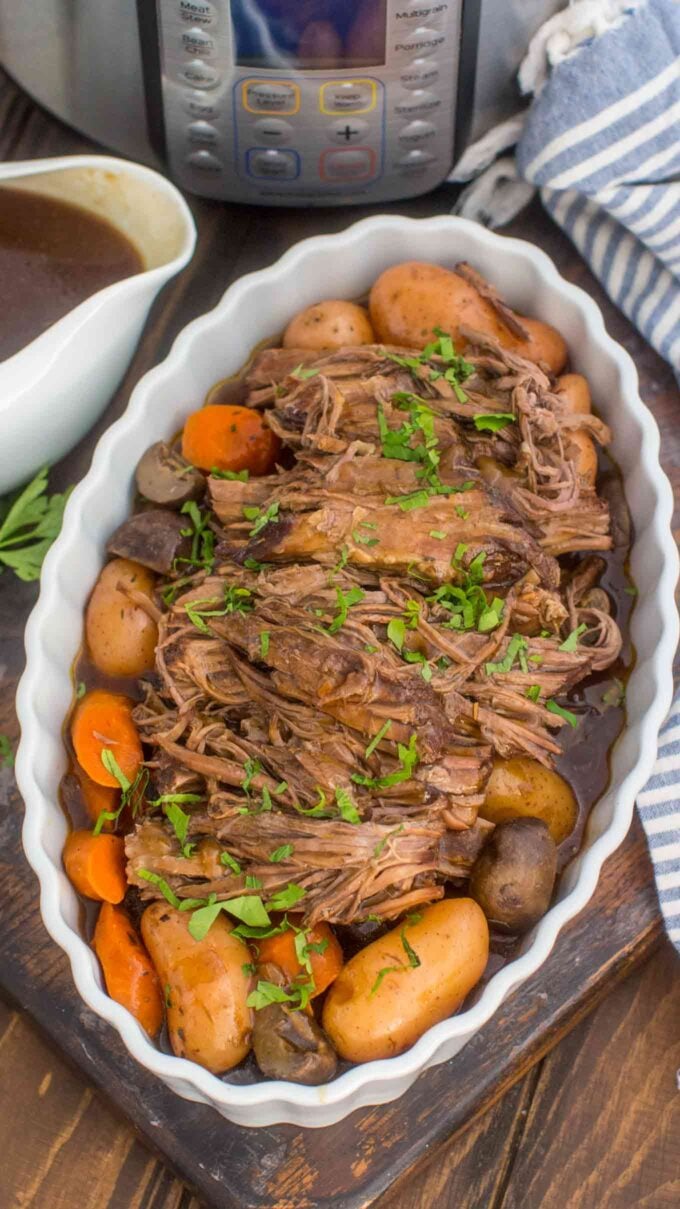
[{"x1": 0, "y1": 466, "x2": 70, "y2": 582}]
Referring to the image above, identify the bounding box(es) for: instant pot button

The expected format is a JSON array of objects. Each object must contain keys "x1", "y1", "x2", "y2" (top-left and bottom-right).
[
  {"x1": 394, "y1": 27, "x2": 445, "y2": 58},
  {"x1": 400, "y1": 59, "x2": 439, "y2": 90},
  {"x1": 178, "y1": 0, "x2": 215, "y2": 25},
  {"x1": 181, "y1": 27, "x2": 216, "y2": 57},
  {"x1": 187, "y1": 120, "x2": 219, "y2": 146},
  {"x1": 398, "y1": 119, "x2": 437, "y2": 146},
  {"x1": 184, "y1": 92, "x2": 220, "y2": 120},
  {"x1": 319, "y1": 148, "x2": 376, "y2": 181},
  {"x1": 395, "y1": 2, "x2": 447, "y2": 25},
  {"x1": 186, "y1": 149, "x2": 222, "y2": 173},
  {"x1": 397, "y1": 149, "x2": 437, "y2": 173},
  {"x1": 320, "y1": 81, "x2": 376, "y2": 114},
  {"x1": 328, "y1": 118, "x2": 370, "y2": 144},
  {"x1": 246, "y1": 149, "x2": 300, "y2": 180},
  {"x1": 243, "y1": 81, "x2": 300, "y2": 115},
  {"x1": 394, "y1": 89, "x2": 441, "y2": 117},
  {"x1": 253, "y1": 118, "x2": 295, "y2": 144},
  {"x1": 179, "y1": 59, "x2": 220, "y2": 89}
]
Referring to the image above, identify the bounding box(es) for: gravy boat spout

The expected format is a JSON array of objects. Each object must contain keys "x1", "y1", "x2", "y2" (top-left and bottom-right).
[{"x1": 0, "y1": 155, "x2": 196, "y2": 495}]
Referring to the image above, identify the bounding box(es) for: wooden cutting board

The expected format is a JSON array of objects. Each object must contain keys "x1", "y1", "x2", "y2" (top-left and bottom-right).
[{"x1": 1, "y1": 67, "x2": 678, "y2": 1209}]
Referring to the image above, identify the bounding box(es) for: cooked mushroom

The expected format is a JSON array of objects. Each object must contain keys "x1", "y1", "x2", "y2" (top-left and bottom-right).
[
  {"x1": 106, "y1": 510, "x2": 191, "y2": 575},
  {"x1": 135, "y1": 441, "x2": 205, "y2": 509},
  {"x1": 469, "y1": 818, "x2": 557, "y2": 933},
  {"x1": 251, "y1": 963, "x2": 338, "y2": 1085}
]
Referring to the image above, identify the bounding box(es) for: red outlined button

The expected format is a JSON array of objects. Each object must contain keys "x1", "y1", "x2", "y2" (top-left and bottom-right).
[{"x1": 319, "y1": 147, "x2": 377, "y2": 182}]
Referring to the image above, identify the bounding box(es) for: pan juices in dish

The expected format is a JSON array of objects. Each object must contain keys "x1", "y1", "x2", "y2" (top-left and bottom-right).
[{"x1": 59, "y1": 259, "x2": 634, "y2": 1085}]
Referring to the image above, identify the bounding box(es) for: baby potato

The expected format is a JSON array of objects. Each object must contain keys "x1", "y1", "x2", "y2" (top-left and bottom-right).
[
  {"x1": 555, "y1": 372, "x2": 592, "y2": 415},
  {"x1": 567, "y1": 428, "x2": 598, "y2": 485},
  {"x1": 85, "y1": 557, "x2": 157, "y2": 679},
  {"x1": 282, "y1": 301, "x2": 374, "y2": 351},
  {"x1": 368, "y1": 262, "x2": 567, "y2": 373},
  {"x1": 141, "y1": 903, "x2": 252, "y2": 1074},
  {"x1": 322, "y1": 899, "x2": 489, "y2": 1063},
  {"x1": 482, "y1": 756, "x2": 578, "y2": 845}
]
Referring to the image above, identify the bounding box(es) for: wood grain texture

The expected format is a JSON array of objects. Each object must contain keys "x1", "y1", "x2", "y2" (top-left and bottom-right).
[{"x1": 0, "y1": 66, "x2": 678, "y2": 1209}]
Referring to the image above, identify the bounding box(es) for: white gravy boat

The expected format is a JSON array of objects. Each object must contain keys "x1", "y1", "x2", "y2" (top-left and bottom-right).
[{"x1": 0, "y1": 155, "x2": 196, "y2": 495}]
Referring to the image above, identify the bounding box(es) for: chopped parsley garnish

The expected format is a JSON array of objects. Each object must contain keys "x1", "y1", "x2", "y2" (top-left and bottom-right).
[
  {"x1": 243, "y1": 500, "x2": 280, "y2": 538},
  {"x1": 269, "y1": 844, "x2": 294, "y2": 863},
  {"x1": 473, "y1": 412, "x2": 516, "y2": 433},
  {"x1": 163, "y1": 801, "x2": 195, "y2": 859},
  {"x1": 400, "y1": 919, "x2": 421, "y2": 968},
  {"x1": 526, "y1": 684, "x2": 541, "y2": 702},
  {"x1": 455, "y1": 506, "x2": 469, "y2": 520},
  {"x1": 219, "y1": 850, "x2": 242, "y2": 874},
  {"x1": 291, "y1": 364, "x2": 320, "y2": 380},
  {"x1": 242, "y1": 962, "x2": 256, "y2": 977},
  {"x1": 333, "y1": 544, "x2": 349, "y2": 573},
  {"x1": 259, "y1": 630, "x2": 270, "y2": 659},
  {"x1": 385, "y1": 489, "x2": 432, "y2": 512},
  {"x1": 94, "y1": 749, "x2": 148, "y2": 834},
  {"x1": 241, "y1": 758, "x2": 261, "y2": 795},
  {"x1": 485, "y1": 634, "x2": 529, "y2": 677},
  {"x1": 188, "y1": 893, "x2": 271, "y2": 941},
  {"x1": 247, "y1": 977, "x2": 315, "y2": 1012},
  {"x1": 327, "y1": 584, "x2": 365, "y2": 633},
  {"x1": 245, "y1": 874, "x2": 262, "y2": 890},
  {"x1": 559, "y1": 623, "x2": 587, "y2": 652},
  {"x1": 0, "y1": 734, "x2": 14, "y2": 769},
  {"x1": 210, "y1": 467, "x2": 249, "y2": 481},
  {"x1": 268, "y1": 883, "x2": 306, "y2": 912},
  {"x1": 624, "y1": 585, "x2": 638, "y2": 596},
  {"x1": 602, "y1": 678, "x2": 625, "y2": 708},
  {"x1": 429, "y1": 529, "x2": 446, "y2": 539},
  {"x1": 365, "y1": 719, "x2": 393, "y2": 758},
  {"x1": 352, "y1": 733, "x2": 418, "y2": 790},
  {"x1": 335, "y1": 786, "x2": 361, "y2": 824},
  {"x1": 243, "y1": 556, "x2": 272, "y2": 572},
  {"x1": 373, "y1": 823, "x2": 404, "y2": 858},
  {"x1": 291, "y1": 786, "x2": 333, "y2": 817},
  {"x1": 387, "y1": 617, "x2": 406, "y2": 651},
  {"x1": 385, "y1": 329, "x2": 474, "y2": 402},
  {"x1": 185, "y1": 584, "x2": 253, "y2": 633},
  {"x1": 546, "y1": 700, "x2": 580, "y2": 728},
  {"x1": 75, "y1": 681, "x2": 86, "y2": 700},
  {"x1": 352, "y1": 528, "x2": 379, "y2": 546},
  {"x1": 370, "y1": 966, "x2": 402, "y2": 996},
  {"x1": 179, "y1": 500, "x2": 215, "y2": 572}
]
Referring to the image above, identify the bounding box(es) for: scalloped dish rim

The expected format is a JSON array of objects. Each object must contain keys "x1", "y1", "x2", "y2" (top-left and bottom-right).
[{"x1": 15, "y1": 215, "x2": 679, "y2": 1128}]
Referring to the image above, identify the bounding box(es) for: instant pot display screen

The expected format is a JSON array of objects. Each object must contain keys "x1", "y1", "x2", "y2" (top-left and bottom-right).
[{"x1": 231, "y1": 0, "x2": 388, "y2": 69}]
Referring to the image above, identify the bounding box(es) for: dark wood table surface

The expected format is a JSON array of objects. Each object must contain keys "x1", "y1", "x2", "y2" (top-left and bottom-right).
[{"x1": 1, "y1": 68, "x2": 679, "y2": 1209}]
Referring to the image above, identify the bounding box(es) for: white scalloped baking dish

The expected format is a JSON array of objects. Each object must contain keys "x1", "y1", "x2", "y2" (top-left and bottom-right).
[{"x1": 16, "y1": 215, "x2": 679, "y2": 1128}]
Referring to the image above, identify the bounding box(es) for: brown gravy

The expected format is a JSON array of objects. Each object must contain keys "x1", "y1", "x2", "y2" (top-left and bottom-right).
[{"x1": 0, "y1": 187, "x2": 143, "y2": 362}]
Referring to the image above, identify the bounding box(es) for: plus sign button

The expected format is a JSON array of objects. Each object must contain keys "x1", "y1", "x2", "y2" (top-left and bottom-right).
[{"x1": 328, "y1": 118, "x2": 370, "y2": 145}]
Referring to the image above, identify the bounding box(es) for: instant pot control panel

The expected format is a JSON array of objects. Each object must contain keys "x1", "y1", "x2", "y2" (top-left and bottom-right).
[{"x1": 151, "y1": 1, "x2": 469, "y2": 205}]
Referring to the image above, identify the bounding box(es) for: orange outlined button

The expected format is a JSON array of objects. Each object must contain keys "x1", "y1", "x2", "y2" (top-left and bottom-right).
[
  {"x1": 320, "y1": 79, "x2": 377, "y2": 115},
  {"x1": 319, "y1": 147, "x2": 377, "y2": 182},
  {"x1": 242, "y1": 79, "x2": 300, "y2": 115}
]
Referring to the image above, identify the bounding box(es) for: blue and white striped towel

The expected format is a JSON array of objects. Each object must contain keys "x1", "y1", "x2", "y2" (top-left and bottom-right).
[
  {"x1": 517, "y1": 0, "x2": 680, "y2": 372},
  {"x1": 517, "y1": 0, "x2": 680, "y2": 954},
  {"x1": 453, "y1": 0, "x2": 680, "y2": 951},
  {"x1": 638, "y1": 705, "x2": 680, "y2": 950}
]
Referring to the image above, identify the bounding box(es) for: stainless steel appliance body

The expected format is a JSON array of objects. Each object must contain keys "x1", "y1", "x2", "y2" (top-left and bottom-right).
[{"x1": 0, "y1": 1, "x2": 564, "y2": 205}]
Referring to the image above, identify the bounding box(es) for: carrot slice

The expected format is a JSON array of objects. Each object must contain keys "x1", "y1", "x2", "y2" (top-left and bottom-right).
[
  {"x1": 93, "y1": 903, "x2": 163, "y2": 1036},
  {"x1": 63, "y1": 829, "x2": 127, "y2": 903},
  {"x1": 181, "y1": 404, "x2": 281, "y2": 476},
  {"x1": 75, "y1": 767, "x2": 120, "y2": 828},
  {"x1": 253, "y1": 921, "x2": 343, "y2": 998},
  {"x1": 71, "y1": 689, "x2": 142, "y2": 787}
]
